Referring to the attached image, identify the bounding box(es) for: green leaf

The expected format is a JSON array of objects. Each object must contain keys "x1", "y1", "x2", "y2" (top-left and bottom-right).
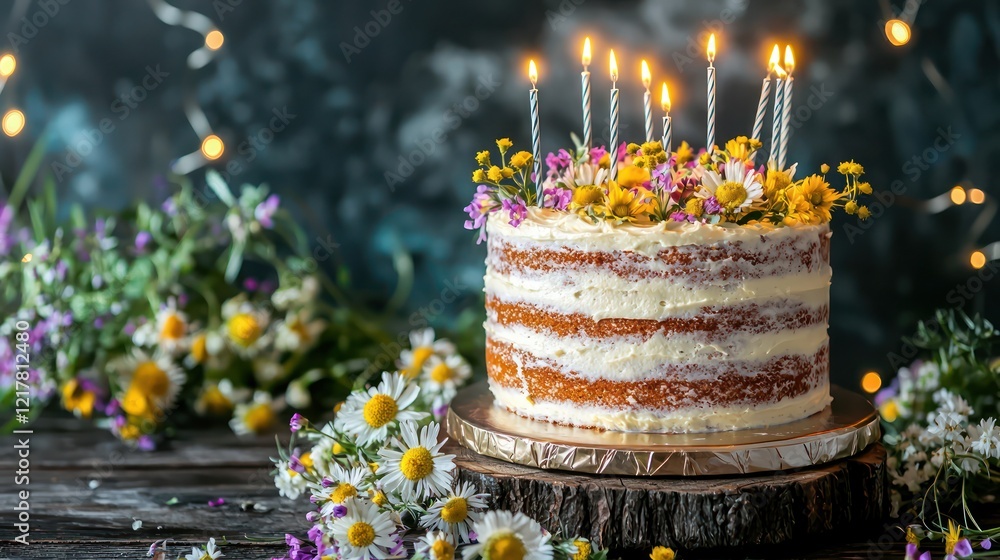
[
  {"x1": 7, "y1": 133, "x2": 48, "y2": 210},
  {"x1": 205, "y1": 170, "x2": 237, "y2": 207}
]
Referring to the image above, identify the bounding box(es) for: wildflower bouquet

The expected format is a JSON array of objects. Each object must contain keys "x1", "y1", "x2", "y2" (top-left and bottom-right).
[
  {"x1": 877, "y1": 310, "x2": 1000, "y2": 558},
  {"x1": 0, "y1": 162, "x2": 409, "y2": 447},
  {"x1": 271, "y1": 348, "x2": 623, "y2": 560},
  {"x1": 465, "y1": 136, "x2": 873, "y2": 242}
]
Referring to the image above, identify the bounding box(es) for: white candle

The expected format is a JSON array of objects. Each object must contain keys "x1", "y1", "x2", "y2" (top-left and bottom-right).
[
  {"x1": 752, "y1": 45, "x2": 779, "y2": 163},
  {"x1": 610, "y1": 50, "x2": 620, "y2": 181},
  {"x1": 770, "y1": 67, "x2": 786, "y2": 165},
  {"x1": 581, "y1": 37, "x2": 592, "y2": 150},
  {"x1": 778, "y1": 45, "x2": 795, "y2": 169},
  {"x1": 661, "y1": 82, "x2": 672, "y2": 153},
  {"x1": 641, "y1": 60, "x2": 653, "y2": 142},
  {"x1": 706, "y1": 34, "x2": 717, "y2": 153},
  {"x1": 529, "y1": 60, "x2": 542, "y2": 202}
]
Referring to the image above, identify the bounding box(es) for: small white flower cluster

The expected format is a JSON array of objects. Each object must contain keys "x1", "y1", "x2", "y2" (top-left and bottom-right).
[{"x1": 270, "y1": 329, "x2": 590, "y2": 560}]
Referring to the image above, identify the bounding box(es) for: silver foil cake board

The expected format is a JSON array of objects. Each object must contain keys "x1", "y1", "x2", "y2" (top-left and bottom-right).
[{"x1": 446, "y1": 382, "x2": 880, "y2": 476}]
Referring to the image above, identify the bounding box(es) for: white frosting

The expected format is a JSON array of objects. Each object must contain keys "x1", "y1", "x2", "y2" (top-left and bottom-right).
[
  {"x1": 486, "y1": 321, "x2": 829, "y2": 381},
  {"x1": 490, "y1": 380, "x2": 833, "y2": 433}
]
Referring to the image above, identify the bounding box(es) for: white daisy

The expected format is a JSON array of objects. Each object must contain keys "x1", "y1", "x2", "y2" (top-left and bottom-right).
[
  {"x1": 112, "y1": 349, "x2": 186, "y2": 419},
  {"x1": 462, "y1": 510, "x2": 554, "y2": 560},
  {"x1": 398, "y1": 328, "x2": 456, "y2": 378},
  {"x1": 420, "y1": 481, "x2": 490, "y2": 543},
  {"x1": 274, "y1": 309, "x2": 326, "y2": 353},
  {"x1": 560, "y1": 160, "x2": 608, "y2": 189},
  {"x1": 335, "y1": 372, "x2": 426, "y2": 447},
  {"x1": 271, "y1": 275, "x2": 319, "y2": 310},
  {"x1": 229, "y1": 391, "x2": 285, "y2": 436},
  {"x1": 421, "y1": 353, "x2": 472, "y2": 405},
  {"x1": 417, "y1": 530, "x2": 457, "y2": 560},
  {"x1": 314, "y1": 463, "x2": 373, "y2": 517},
  {"x1": 133, "y1": 298, "x2": 189, "y2": 353},
  {"x1": 970, "y1": 417, "x2": 1000, "y2": 459},
  {"x1": 698, "y1": 158, "x2": 763, "y2": 214},
  {"x1": 329, "y1": 497, "x2": 398, "y2": 560},
  {"x1": 378, "y1": 421, "x2": 455, "y2": 502},
  {"x1": 309, "y1": 422, "x2": 344, "y2": 479},
  {"x1": 274, "y1": 460, "x2": 308, "y2": 500},
  {"x1": 184, "y1": 537, "x2": 223, "y2": 560},
  {"x1": 221, "y1": 295, "x2": 271, "y2": 357},
  {"x1": 194, "y1": 379, "x2": 250, "y2": 417},
  {"x1": 184, "y1": 330, "x2": 228, "y2": 370}
]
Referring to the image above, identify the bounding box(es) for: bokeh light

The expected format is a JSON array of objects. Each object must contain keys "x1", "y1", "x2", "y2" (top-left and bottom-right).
[
  {"x1": 861, "y1": 371, "x2": 882, "y2": 393},
  {"x1": 2, "y1": 109, "x2": 25, "y2": 136},
  {"x1": 885, "y1": 19, "x2": 911, "y2": 46},
  {"x1": 200, "y1": 134, "x2": 224, "y2": 160}
]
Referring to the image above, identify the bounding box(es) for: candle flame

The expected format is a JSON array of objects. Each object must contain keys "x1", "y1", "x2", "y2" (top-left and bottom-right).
[
  {"x1": 660, "y1": 82, "x2": 671, "y2": 112},
  {"x1": 641, "y1": 60, "x2": 651, "y2": 89},
  {"x1": 707, "y1": 34, "x2": 716, "y2": 62},
  {"x1": 774, "y1": 65, "x2": 788, "y2": 79},
  {"x1": 885, "y1": 19, "x2": 911, "y2": 46},
  {"x1": 528, "y1": 59, "x2": 538, "y2": 87},
  {"x1": 784, "y1": 45, "x2": 795, "y2": 74},
  {"x1": 768, "y1": 44, "x2": 780, "y2": 73},
  {"x1": 609, "y1": 50, "x2": 618, "y2": 83},
  {"x1": 582, "y1": 37, "x2": 592, "y2": 67}
]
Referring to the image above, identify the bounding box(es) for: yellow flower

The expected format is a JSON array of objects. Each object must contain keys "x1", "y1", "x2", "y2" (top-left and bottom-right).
[
  {"x1": 501, "y1": 167, "x2": 514, "y2": 179},
  {"x1": 850, "y1": 162, "x2": 864, "y2": 175},
  {"x1": 472, "y1": 169, "x2": 486, "y2": 183},
  {"x1": 845, "y1": 200, "x2": 858, "y2": 215},
  {"x1": 475, "y1": 150, "x2": 490, "y2": 166},
  {"x1": 674, "y1": 141, "x2": 695, "y2": 164},
  {"x1": 190, "y1": 333, "x2": 208, "y2": 364},
  {"x1": 487, "y1": 166, "x2": 503, "y2": 183},
  {"x1": 617, "y1": 165, "x2": 651, "y2": 188},
  {"x1": 784, "y1": 174, "x2": 840, "y2": 225},
  {"x1": 724, "y1": 136, "x2": 753, "y2": 162},
  {"x1": 857, "y1": 205, "x2": 871, "y2": 220},
  {"x1": 685, "y1": 197, "x2": 704, "y2": 218},
  {"x1": 509, "y1": 151, "x2": 532, "y2": 169},
  {"x1": 879, "y1": 399, "x2": 899, "y2": 422},
  {"x1": 496, "y1": 138, "x2": 513, "y2": 153},
  {"x1": 631, "y1": 155, "x2": 647, "y2": 169},
  {"x1": 763, "y1": 168, "x2": 793, "y2": 201},
  {"x1": 945, "y1": 520, "x2": 963, "y2": 555},
  {"x1": 905, "y1": 526, "x2": 920, "y2": 545},
  {"x1": 571, "y1": 539, "x2": 592, "y2": 560},
  {"x1": 626, "y1": 142, "x2": 642, "y2": 156},
  {"x1": 859, "y1": 182, "x2": 872, "y2": 194},
  {"x1": 228, "y1": 313, "x2": 263, "y2": 348},
  {"x1": 61, "y1": 379, "x2": 96, "y2": 419},
  {"x1": 571, "y1": 185, "x2": 604, "y2": 210},
  {"x1": 820, "y1": 163, "x2": 830, "y2": 174},
  {"x1": 602, "y1": 181, "x2": 651, "y2": 223},
  {"x1": 698, "y1": 152, "x2": 712, "y2": 166},
  {"x1": 118, "y1": 423, "x2": 141, "y2": 441},
  {"x1": 640, "y1": 141, "x2": 664, "y2": 155},
  {"x1": 597, "y1": 151, "x2": 611, "y2": 169},
  {"x1": 838, "y1": 160, "x2": 864, "y2": 176},
  {"x1": 650, "y1": 546, "x2": 675, "y2": 560}
]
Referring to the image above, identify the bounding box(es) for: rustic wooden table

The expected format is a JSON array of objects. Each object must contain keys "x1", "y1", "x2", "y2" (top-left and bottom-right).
[{"x1": 1, "y1": 420, "x2": 991, "y2": 559}]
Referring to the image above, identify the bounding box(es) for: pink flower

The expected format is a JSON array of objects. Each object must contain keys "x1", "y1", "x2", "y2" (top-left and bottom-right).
[
  {"x1": 589, "y1": 146, "x2": 607, "y2": 164},
  {"x1": 254, "y1": 194, "x2": 280, "y2": 229},
  {"x1": 545, "y1": 149, "x2": 573, "y2": 178},
  {"x1": 542, "y1": 187, "x2": 572, "y2": 211},
  {"x1": 501, "y1": 197, "x2": 527, "y2": 227},
  {"x1": 464, "y1": 185, "x2": 496, "y2": 244}
]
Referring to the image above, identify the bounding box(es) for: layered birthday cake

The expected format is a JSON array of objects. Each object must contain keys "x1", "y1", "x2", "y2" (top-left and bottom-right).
[{"x1": 463, "y1": 46, "x2": 872, "y2": 433}]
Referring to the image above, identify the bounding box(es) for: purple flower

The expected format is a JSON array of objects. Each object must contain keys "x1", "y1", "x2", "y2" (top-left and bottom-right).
[
  {"x1": 703, "y1": 196, "x2": 723, "y2": 215},
  {"x1": 0, "y1": 203, "x2": 16, "y2": 256},
  {"x1": 982, "y1": 539, "x2": 993, "y2": 551},
  {"x1": 208, "y1": 497, "x2": 226, "y2": 507},
  {"x1": 255, "y1": 194, "x2": 280, "y2": 229},
  {"x1": 542, "y1": 187, "x2": 572, "y2": 211},
  {"x1": 161, "y1": 198, "x2": 178, "y2": 217},
  {"x1": 244, "y1": 277, "x2": 259, "y2": 292},
  {"x1": 949, "y1": 538, "x2": 973, "y2": 558},
  {"x1": 589, "y1": 146, "x2": 607, "y2": 165},
  {"x1": 501, "y1": 197, "x2": 528, "y2": 228},
  {"x1": 433, "y1": 403, "x2": 449, "y2": 419},
  {"x1": 289, "y1": 413, "x2": 306, "y2": 433},
  {"x1": 545, "y1": 149, "x2": 572, "y2": 178},
  {"x1": 321, "y1": 477, "x2": 335, "y2": 488},
  {"x1": 137, "y1": 436, "x2": 156, "y2": 451},
  {"x1": 464, "y1": 185, "x2": 496, "y2": 244},
  {"x1": 307, "y1": 524, "x2": 323, "y2": 547},
  {"x1": 289, "y1": 455, "x2": 307, "y2": 473},
  {"x1": 469, "y1": 530, "x2": 478, "y2": 542},
  {"x1": 670, "y1": 211, "x2": 695, "y2": 223},
  {"x1": 135, "y1": 231, "x2": 152, "y2": 253},
  {"x1": 390, "y1": 533, "x2": 405, "y2": 556},
  {"x1": 332, "y1": 504, "x2": 348, "y2": 518}
]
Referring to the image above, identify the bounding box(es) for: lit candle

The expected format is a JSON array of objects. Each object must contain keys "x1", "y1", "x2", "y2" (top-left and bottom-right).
[
  {"x1": 706, "y1": 34, "x2": 717, "y2": 153},
  {"x1": 769, "y1": 66, "x2": 786, "y2": 165},
  {"x1": 581, "y1": 37, "x2": 593, "y2": 150},
  {"x1": 778, "y1": 45, "x2": 795, "y2": 169},
  {"x1": 661, "y1": 82, "x2": 672, "y2": 153},
  {"x1": 529, "y1": 60, "x2": 542, "y2": 202},
  {"x1": 609, "y1": 49, "x2": 620, "y2": 181},
  {"x1": 641, "y1": 60, "x2": 653, "y2": 142},
  {"x1": 752, "y1": 45, "x2": 779, "y2": 163}
]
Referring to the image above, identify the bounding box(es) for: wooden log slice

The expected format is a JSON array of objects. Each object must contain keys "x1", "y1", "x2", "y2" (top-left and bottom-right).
[{"x1": 448, "y1": 440, "x2": 888, "y2": 551}]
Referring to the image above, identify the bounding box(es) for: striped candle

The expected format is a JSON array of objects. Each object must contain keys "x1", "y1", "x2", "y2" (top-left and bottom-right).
[
  {"x1": 609, "y1": 50, "x2": 620, "y2": 181},
  {"x1": 661, "y1": 82, "x2": 672, "y2": 153},
  {"x1": 706, "y1": 34, "x2": 717, "y2": 153},
  {"x1": 769, "y1": 70, "x2": 785, "y2": 165},
  {"x1": 751, "y1": 77, "x2": 771, "y2": 161},
  {"x1": 778, "y1": 46, "x2": 796, "y2": 170},
  {"x1": 641, "y1": 60, "x2": 653, "y2": 142},
  {"x1": 528, "y1": 60, "x2": 542, "y2": 203},
  {"x1": 581, "y1": 37, "x2": 592, "y2": 149}
]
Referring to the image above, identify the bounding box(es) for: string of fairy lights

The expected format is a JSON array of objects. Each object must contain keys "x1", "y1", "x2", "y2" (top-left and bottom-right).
[
  {"x1": 0, "y1": 52, "x2": 23, "y2": 137},
  {"x1": 860, "y1": 1, "x2": 996, "y2": 396},
  {"x1": 146, "y1": 0, "x2": 226, "y2": 174}
]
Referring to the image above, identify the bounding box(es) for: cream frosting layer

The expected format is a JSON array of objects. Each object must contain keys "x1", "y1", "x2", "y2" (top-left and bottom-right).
[
  {"x1": 489, "y1": 380, "x2": 833, "y2": 433},
  {"x1": 484, "y1": 321, "x2": 829, "y2": 381}
]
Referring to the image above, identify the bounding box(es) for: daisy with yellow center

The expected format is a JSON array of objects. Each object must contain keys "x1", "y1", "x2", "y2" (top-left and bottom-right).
[
  {"x1": 462, "y1": 510, "x2": 554, "y2": 560},
  {"x1": 418, "y1": 530, "x2": 457, "y2": 560},
  {"x1": 229, "y1": 390, "x2": 284, "y2": 436},
  {"x1": 275, "y1": 459, "x2": 308, "y2": 500},
  {"x1": 131, "y1": 298, "x2": 190, "y2": 354},
  {"x1": 60, "y1": 378, "x2": 98, "y2": 419},
  {"x1": 275, "y1": 309, "x2": 326, "y2": 353},
  {"x1": 378, "y1": 421, "x2": 456, "y2": 502},
  {"x1": 421, "y1": 353, "x2": 472, "y2": 408},
  {"x1": 421, "y1": 481, "x2": 490, "y2": 544},
  {"x1": 570, "y1": 539, "x2": 593, "y2": 560},
  {"x1": 699, "y1": 159, "x2": 764, "y2": 214},
  {"x1": 329, "y1": 498, "x2": 397, "y2": 560},
  {"x1": 783, "y1": 174, "x2": 841, "y2": 226},
  {"x1": 194, "y1": 379, "x2": 250, "y2": 416},
  {"x1": 569, "y1": 185, "x2": 605, "y2": 214},
  {"x1": 316, "y1": 463, "x2": 372, "y2": 517},
  {"x1": 602, "y1": 181, "x2": 652, "y2": 224},
  {"x1": 114, "y1": 350, "x2": 186, "y2": 422},
  {"x1": 398, "y1": 328, "x2": 456, "y2": 379},
  {"x1": 335, "y1": 372, "x2": 426, "y2": 447},
  {"x1": 221, "y1": 295, "x2": 270, "y2": 356},
  {"x1": 761, "y1": 162, "x2": 797, "y2": 201},
  {"x1": 183, "y1": 537, "x2": 223, "y2": 560}
]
